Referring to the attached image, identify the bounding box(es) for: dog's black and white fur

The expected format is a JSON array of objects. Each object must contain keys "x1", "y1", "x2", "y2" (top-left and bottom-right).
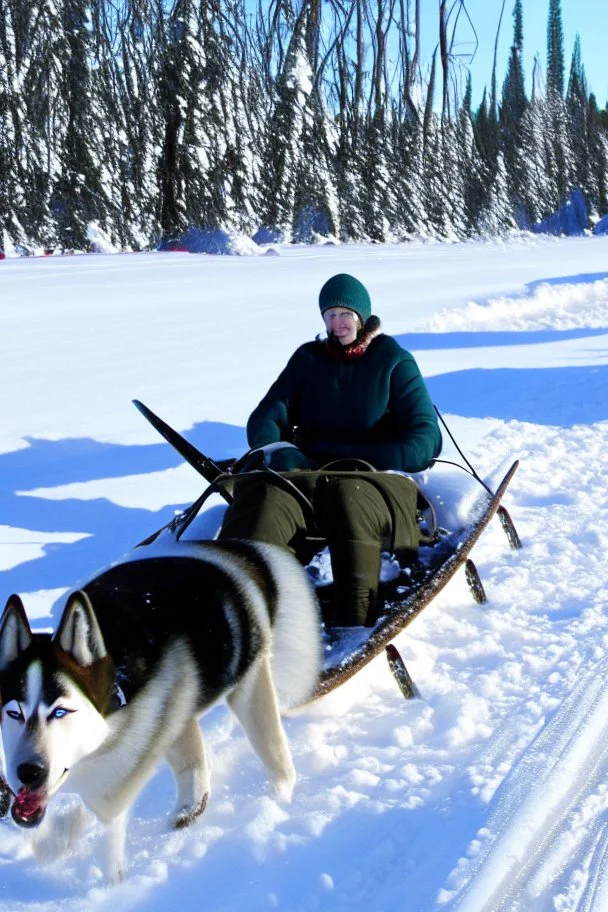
[{"x1": 0, "y1": 538, "x2": 321, "y2": 881}]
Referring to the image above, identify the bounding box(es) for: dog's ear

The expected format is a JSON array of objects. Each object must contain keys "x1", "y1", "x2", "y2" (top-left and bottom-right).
[
  {"x1": 54, "y1": 591, "x2": 108, "y2": 667},
  {"x1": 0, "y1": 595, "x2": 33, "y2": 670}
]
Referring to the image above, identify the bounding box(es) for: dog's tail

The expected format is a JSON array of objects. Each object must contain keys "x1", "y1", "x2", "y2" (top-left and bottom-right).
[{"x1": 250, "y1": 542, "x2": 322, "y2": 710}]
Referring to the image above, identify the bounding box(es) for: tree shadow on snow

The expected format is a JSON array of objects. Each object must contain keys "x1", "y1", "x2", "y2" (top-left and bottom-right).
[
  {"x1": 396, "y1": 328, "x2": 608, "y2": 351},
  {"x1": 393, "y1": 322, "x2": 608, "y2": 427},
  {"x1": 425, "y1": 365, "x2": 608, "y2": 426},
  {"x1": 526, "y1": 270, "x2": 608, "y2": 292},
  {"x1": 0, "y1": 421, "x2": 247, "y2": 620}
]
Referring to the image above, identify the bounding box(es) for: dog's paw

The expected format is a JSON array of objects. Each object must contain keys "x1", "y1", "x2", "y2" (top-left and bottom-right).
[
  {"x1": 106, "y1": 862, "x2": 126, "y2": 886},
  {"x1": 33, "y1": 802, "x2": 87, "y2": 864},
  {"x1": 172, "y1": 793, "x2": 209, "y2": 829},
  {"x1": 271, "y1": 770, "x2": 296, "y2": 803}
]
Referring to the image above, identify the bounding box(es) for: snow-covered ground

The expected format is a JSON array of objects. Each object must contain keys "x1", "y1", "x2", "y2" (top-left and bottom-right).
[{"x1": 1, "y1": 235, "x2": 607, "y2": 911}]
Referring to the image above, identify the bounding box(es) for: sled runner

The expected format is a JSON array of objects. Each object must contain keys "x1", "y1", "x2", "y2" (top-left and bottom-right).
[
  {"x1": 311, "y1": 459, "x2": 518, "y2": 698},
  {"x1": 132, "y1": 401, "x2": 520, "y2": 702}
]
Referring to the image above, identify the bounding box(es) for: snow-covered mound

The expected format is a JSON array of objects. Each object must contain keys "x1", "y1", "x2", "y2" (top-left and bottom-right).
[
  {"x1": 252, "y1": 226, "x2": 285, "y2": 245},
  {"x1": 593, "y1": 212, "x2": 608, "y2": 235},
  {"x1": 87, "y1": 223, "x2": 119, "y2": 254},
  {"x1": 159, "y1": 227, "x2": 262, "y2": 256},
  {"x1": 531, "y1": 189, "x2": 588, "y2": 237}
]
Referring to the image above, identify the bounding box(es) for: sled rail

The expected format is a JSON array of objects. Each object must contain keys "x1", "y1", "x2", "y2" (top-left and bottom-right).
[{"x1": 309, "y1": 460, "x2": 519, "y2": 702}]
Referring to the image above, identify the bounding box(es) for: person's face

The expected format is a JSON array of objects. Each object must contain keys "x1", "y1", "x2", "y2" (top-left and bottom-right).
[{"x1": 323, "y1": 307, "x2": 361, "y2": 345}]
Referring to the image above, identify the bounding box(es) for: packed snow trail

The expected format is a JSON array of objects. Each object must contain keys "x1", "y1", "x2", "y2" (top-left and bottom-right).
[{"x1": 439, "y1": 653, "x2": 608, "y2": 910}]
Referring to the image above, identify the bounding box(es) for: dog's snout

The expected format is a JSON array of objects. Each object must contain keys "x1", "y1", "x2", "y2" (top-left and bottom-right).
[{"x1": 17, "y1": 760, "x2": 48, "y2": 789}]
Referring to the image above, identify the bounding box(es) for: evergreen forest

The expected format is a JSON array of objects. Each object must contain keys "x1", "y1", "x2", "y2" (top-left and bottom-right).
[{"x1": 1, "y1": 0, "x2": 607, "y2": 252}]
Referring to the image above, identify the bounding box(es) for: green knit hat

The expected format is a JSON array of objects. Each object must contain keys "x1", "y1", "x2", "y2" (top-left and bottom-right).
[{"x1": 319, "y1": 274, "x2": 372, "y2": 325}]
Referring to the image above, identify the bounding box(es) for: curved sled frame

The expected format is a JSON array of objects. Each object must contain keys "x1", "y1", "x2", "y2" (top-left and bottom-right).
[
  {"x1": 130, "y1": 403, "x2": 519, "y2": 704},
  {"x1": 137, "y1": 461, "x2": 519, "y2": 703},
  {"x1": 310, "y1": 460, "x2": 519, "y2": 701}
]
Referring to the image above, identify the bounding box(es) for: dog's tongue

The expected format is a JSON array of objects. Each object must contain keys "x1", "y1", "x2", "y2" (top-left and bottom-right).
[{"x1": 13, "y1": 787, "x2": 45, "y2": 821}]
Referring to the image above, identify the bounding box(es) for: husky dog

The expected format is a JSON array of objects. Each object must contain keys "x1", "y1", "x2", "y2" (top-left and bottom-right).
[{"x1": 0, "y1": 539, "x2": 321, "y2": 881}]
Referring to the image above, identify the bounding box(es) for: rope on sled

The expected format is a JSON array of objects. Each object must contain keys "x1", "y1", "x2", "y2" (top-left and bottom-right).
[{"x1": 432, "y1": 405, "x2": 496, "y2": 498}]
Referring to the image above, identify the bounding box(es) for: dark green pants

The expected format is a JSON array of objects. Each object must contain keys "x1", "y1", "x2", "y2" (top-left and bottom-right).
[{"x1": 218, "y1": 471, "x2": 421, "y2": 626}]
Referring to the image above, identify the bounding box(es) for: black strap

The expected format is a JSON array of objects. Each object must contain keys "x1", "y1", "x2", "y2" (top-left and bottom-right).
[
  {"x1": 253, "y1": 466, "x2": 318, "y2": 530},
  {"x1": 433, "y1": 406, "x2": 495, "y2": 498}
]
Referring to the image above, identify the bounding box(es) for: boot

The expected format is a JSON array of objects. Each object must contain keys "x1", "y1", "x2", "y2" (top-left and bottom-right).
[{"x1": 327, "y1": 539, "x2": 381, "y2": 627}]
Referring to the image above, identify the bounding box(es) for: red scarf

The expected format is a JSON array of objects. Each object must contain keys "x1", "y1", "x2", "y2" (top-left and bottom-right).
[{"x1": 322, "y1": 320, "x2": 382, "y2": 361}]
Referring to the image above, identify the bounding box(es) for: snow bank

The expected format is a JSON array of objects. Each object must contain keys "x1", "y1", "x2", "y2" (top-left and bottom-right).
[
  {"x1": 87, "y1": 223, "x2": 119, "y2": 254},
  {"x1": 419, "y1": 276, "x2": 608, "y2": 332}
]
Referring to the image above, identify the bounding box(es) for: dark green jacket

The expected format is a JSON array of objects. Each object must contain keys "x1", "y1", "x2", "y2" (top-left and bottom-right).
[{"x1": 247, "y1": 334, "x2": 441, "y2": 473}]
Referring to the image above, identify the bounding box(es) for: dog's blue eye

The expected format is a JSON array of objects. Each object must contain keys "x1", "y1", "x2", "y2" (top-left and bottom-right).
[
  {"x1": 48, "y1": 707, "x2": 73, "y2": 721},
  {"x1": 6, "y1": 709, "x2": 23, "y2": 722}
]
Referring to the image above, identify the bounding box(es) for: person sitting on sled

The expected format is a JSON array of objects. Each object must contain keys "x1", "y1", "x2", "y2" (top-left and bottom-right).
[{"x1": 218, "y1": 273, "x2": 442, "y2": 627}]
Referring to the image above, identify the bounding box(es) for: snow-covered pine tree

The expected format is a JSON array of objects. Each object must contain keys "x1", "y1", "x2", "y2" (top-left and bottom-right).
[
  {"x1": 543, "y1": 0, "x2": 576, "y2": 221},
  {"x1": 546, "y1": 0, "x2": 565, "y2": 99},
  {"x1": 511, "y1": 98, "x2": 549, "y2": 226},
  {"x1": 455, "y1": 107, "x2": 491, "y2": 236},
  {"x1": 257, "y1": 14, "x2": 313, "y2": 240},
  {"x1": 156, "y1": 0, "x2": 208, "y2": 238},
  {"x1": 511, "y1": 0, "x2": 576, "y2": 231},
  {"x1": 50, "y1": 0, "x2": 108, "y2": 250},
  {"x1": 287, "y1": 0, "x2": 340, "y2": 242},
  {"x1": 0, "y1": 7, "x2": 17, "y2": 250},
  {"x1": 354, "y1": 0, "x2": 400, "y2": 242},
  {"x1": 218, "y1": 2, "x2": 261, "y2": 235},
  {"x1": 499, "y1": 0, "x2": 527, "y2": 213},
  {"x1": 517, "y1": 93, "x2": 576, "y2": 228},
  {"x1": 473, "y1": 88, "x2": 499, "y2": 174},
  {"x1": 566, "y1": 35, "x2": 586, "y2": 126},
  {"x1": 477, "y1": 151, "x2": 517, "y2": 236},
  {"x1": 291, "y1": 91, "x2": 339, "y2": 242},
  {"x1": 421, "y1": 115, "x2": 457, "y2": 240},
  {"x1": 395, "y1": 6, "x2": 432, "y2": 237},
  {"x1": 198, "y1": 0, "x2": 258, "y2": 236},
  {"x1": 566, "y1": 35, "x2": 592, "y2": 211},
  {"x1": 391, "y1": 116, "x2": 429, "y2": 239},
  {"x1": 442, "y1": 116, "x2": 471, "y2": 239},
  {"x1": 334, "y1": 109, "x2": 368, "y2": 241},
  {"x1": 88, "y1": 0, "x2": 162, "y2": 249},
  {"x1": 0, "y1": 0, "x2": 68, "y2": 249},
  {"x1": 331, "y1": 0, "x2": 367, "y2": 241},
  {"x1": 587, "y1": 93, "x2": 608, "y2": 218},
  {"x1": 357, "y1": 109, "x2": 394, "y2": 242}
]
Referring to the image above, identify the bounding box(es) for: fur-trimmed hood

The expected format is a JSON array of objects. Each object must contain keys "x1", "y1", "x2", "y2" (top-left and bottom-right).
[{"x1": 320, "y1": 315, "x2": 382, "y2": 361}]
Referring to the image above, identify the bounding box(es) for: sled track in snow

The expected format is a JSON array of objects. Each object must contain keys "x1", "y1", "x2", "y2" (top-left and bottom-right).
[
  {"x1": 576, "y1": 825, "x2": 608, "y2": 912},
  {"x1": 447, "y1": 654, "x2": 608, "y2": 912}
]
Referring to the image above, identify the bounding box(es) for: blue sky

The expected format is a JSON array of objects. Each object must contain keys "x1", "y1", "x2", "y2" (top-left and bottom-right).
[{"x1": 419, "y1": 0, "x2": 608, "y2": 108}]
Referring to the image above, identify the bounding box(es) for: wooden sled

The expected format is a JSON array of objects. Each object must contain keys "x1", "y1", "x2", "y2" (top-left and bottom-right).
[{"x1": 132, "y1": 400, "x2": 520, "y2": 703}]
